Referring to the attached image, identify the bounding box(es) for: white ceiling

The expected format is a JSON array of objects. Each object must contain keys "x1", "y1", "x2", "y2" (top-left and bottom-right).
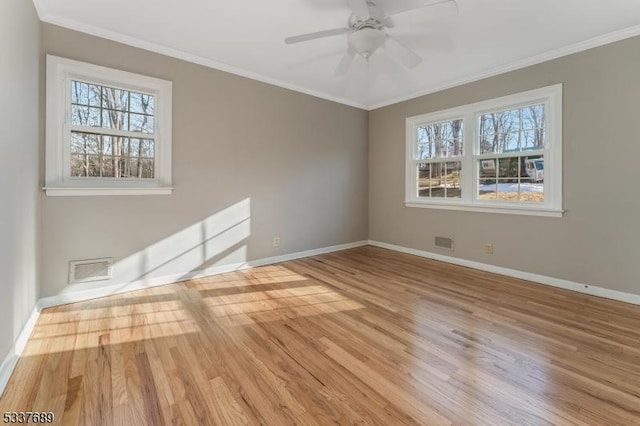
[{"x1": 34, "y1": 0, "x2": 640, "y2": 110}]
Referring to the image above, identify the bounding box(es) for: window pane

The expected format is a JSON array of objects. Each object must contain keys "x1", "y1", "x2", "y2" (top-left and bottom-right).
[
  {"x1": 71, "y1": 81, "x2": 89, "y2": 105},
  {"x1": 101, "y1": 156, "x2": 115, "y2": 178},
  {"x1": 117, "y1": 156, "x2": 135, "y2": 178},
  {"x1": 479, "y1": 156, "x2": 545, "y2": 203},
  {"x1": 496, "y1": 180, "x2": 519, "y2": 201},
  {"x1": 71, "y1": 105, "x2": 89, "y2": 126},
  {"x1": 107, "y1": 136, "x2": 120, "y2": 156},
  {"x1": 481, "y1": 104, "x2": 547, "y2": 154},
  {"x1": 440, "y1": 121, "x2": 453, "y2": 139},
  {"x1": 417, "y1": 163, "x2": 431, "y2": 198},
  {"x1": 70, "y1": 154, "x2": 100, "y2": 177},
  {"x1": 478, "y1": 179, "x2": 497, "y2": 200},
  {"x1": 130, "y1": 113, "x2": 154, "y2": 134},
  {"x1": 417, "y1": 142, "x2": 430, "y2": 160},
  {"x1": 87, "y1": 107, "x2": 101, "y2": 127},
  {"x1": 417, "y1": 125, "x2": 437, "y2": 159},
  {"x1": 70, "y1": 155, "x2": 85, "y2": 177},
  {"x1": 479, "y1": 159, "x2": 497, "y2": 180},
  {"x1": 479, "y1": 160, "x2": 498, "y2": 199},
  {"x1": 519, "y1": 178, "x2": 544, "y2": 202},
  {"x1": 87, "y1": 85, "x2": 101, "y2": 107},
  {"x1": 101, "y1": 87, "x2": 129, "y2": 111},
  {"x1": 441, "y1": 139, "x2": 462, "y2": 158},
  {"x1": 418, "y1": 161, "x2": 462, "y2": 199},
  {"x1": 70, "y1": 83, "x2": 157, "y2": 136},
  {"x1": 130, "y1": 92, "x2": 155, "y2": 115},
  {"x1": 102, "y1": 136, "x2": 113, "y2": 155},
  {"x1": 450, "y1": 120, "x2": 463, "y2": 156},
  {"x1": 446, "y1": 162, "x2": 462, "y2": 198},
  {"x1": 430, "y1": 163, "x2": 446, "y2": 198},
  {"x1": 523, "y1": 156, "x2": 544, "y2": 182},
  {"x1": 498, "y1": 157, "x2": 520, "y2": 178},
  {"x1": 141, "y1": 139, "x2": 155, "y2": 158},
  {"x1": 521, "y1": 129, "x2": 545, "y2": 150},
  {"x1": 499, "y1": 109, "x2": 520, "y2": 133},
  {"x1": 522, "y1": 104, "x2": 545, "y2": 130},
  {"x1": 480, "y1": 113, "x2": 498, "y2": 137},
  {"x1": 123, "y1": 137, "x2": 133, "y2": 157},
  {"x1": 71, "y1": 132, "x2": 99, "y2": 154},
  {"x1": 417, "y1": 119, "x2": 463, "y2": 160},
  {"x1": 70, "y1": 133, "x2": 154, "y2": 179},
  {"x1": 139, "y1": 158, "x2": 155, "y2": 179},
  {"x1": 501, "y1": 132, "x2": 519, "y2": 152},
  {"x1": 101, "y1": 109, "x2": 129, "y2": 131},
  {"x1": 128, "y1": 138, "x2": 140, "y2": 157},
  {"x1": 480, "y1": 133, "x2": 498, "y2": 154},
  {"x1": 125, "y1": 138, "x2": 155, "y2": 159}
]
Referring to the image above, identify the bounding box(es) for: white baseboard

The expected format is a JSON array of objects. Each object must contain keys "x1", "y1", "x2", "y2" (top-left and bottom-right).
[
  {"x1": 0, "y1": 305, "x2": 41, "y2": 397},
  {"x1": 5, "y1": 238, "x2": 636, "y2": 398},
  {"x1": 2, "y1": 240, "x2": 368, "y2": 397},
  {"x1": 38, "y1": 240, "x2": 368, "y2": 309},
  {"x1": 368, "y1": 240, "x2": 640, "y2": 306}
]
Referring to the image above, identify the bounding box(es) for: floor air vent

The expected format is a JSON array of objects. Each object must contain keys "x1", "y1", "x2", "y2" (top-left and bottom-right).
[
  {"x1": 69, "y1": 258, "x2": 113, "y2": 283},
  {"x1": 435, "y1": 236, "x2": 454, "y2": 251}
]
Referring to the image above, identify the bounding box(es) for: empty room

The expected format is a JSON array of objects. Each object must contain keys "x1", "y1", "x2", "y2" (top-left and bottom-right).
[{"x1": 1, "y1": 0, "x2": 640, "y2": 424}]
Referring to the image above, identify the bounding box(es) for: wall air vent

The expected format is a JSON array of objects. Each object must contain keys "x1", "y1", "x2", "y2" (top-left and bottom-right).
[
  {"x1": 69, "y1": 258, "x2": 113, "y2": 283},
  {"x1": 434, "y1": 236, "x2": 454, "y2": 251}
]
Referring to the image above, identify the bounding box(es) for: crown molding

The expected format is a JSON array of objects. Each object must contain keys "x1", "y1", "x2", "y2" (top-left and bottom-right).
[
  {"x1": 31, "y1": 0, "x2": 47, "y2": 20},
  {"x1": 32, "y1": 1, "x2": 640, "y2": 111},
  {"x1": 36, "y1": 10, "x2": 369, "y2": 110},
  {"x1": 367, "y1": 24, "x2": 640, "y2": 110}
]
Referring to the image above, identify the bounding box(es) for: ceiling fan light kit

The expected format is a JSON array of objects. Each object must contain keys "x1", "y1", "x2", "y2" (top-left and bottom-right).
[
  {"x1": 285, "y1": 0, "x2": 458, "y2": 75},
  {"x1": 348, "y1": 27, "x2": 385, "y2": 58}
]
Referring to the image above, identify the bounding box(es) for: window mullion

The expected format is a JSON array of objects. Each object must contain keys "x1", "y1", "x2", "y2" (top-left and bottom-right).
[
  {"x1": 475, "y1": 151, "x2": 544, "y2": 160},
  {"x1": 463, "y1": 111, "x2": 476, "y2": 203},
  {"x1": 67, "y1": 124, "x2": 156, "y2": 140}
]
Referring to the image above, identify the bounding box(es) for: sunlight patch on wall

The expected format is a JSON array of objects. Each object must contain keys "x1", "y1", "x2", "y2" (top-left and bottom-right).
[{"x1": 60, "y1": 198, "x2": 252, "y2": 295}]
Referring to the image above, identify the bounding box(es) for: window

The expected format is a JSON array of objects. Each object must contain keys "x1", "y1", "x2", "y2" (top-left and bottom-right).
[
  {"x1": 45, "y1": 55, "x2": 173, "y2": 196},
  {"x1": 415, "y1": 118, "x2": 464, "y2": 200},
  {"x1": 406, "y1": 84, "x2": 563, "y2": 217}
]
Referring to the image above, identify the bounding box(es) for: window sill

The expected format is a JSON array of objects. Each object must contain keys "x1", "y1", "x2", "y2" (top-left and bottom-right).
[
  {"x1": 44, "y1": 186, "x2": 174, "y2": 196},
  {"x1": 405, "y1": 201, "x2": 564, "y2": 217}
]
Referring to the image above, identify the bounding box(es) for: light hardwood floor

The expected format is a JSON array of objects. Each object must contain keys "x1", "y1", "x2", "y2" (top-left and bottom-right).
[{"x1": 1, "y1": 246, "x2": 640, "y2": 425}]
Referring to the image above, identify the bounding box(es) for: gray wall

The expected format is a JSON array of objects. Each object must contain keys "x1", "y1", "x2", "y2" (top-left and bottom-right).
[
  {"x1": 0, "y1": 0, "x2": 40, "y2": 364},
  {"x1": 369, "y1": 36, "x2": 640, "y2": 295},
  {"x1": 40, "y1": 24, "x2": 369, "y2": 298}
]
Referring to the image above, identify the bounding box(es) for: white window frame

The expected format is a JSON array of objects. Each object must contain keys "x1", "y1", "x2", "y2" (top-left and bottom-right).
[
  {"x1": 405, "y1": 84, "x2": 563, "y2": 217},
  {"x1": 45, "y1": 55, "x2": 173, "y2": 196}
]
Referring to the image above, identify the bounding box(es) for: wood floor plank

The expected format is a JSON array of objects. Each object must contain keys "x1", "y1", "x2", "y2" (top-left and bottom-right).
[{"x1": 1, "y1": 246, "x2": 639, "y2": 424}]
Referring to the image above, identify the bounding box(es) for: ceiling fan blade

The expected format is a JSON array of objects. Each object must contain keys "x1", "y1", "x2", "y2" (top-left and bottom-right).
[
  {"x1": 334, "y1": 48, "x2": 357, "y2": 76},
  {"x1": 381, "y1": 0, "x2": 458, "y2": 18},
  {"x1": 384, "y1": 35, "x2": 422, "y2": 69},
  {"x1": 346, "y1": 0, "x2": 371, "y2": 19},
  {"x1": 285, "y1": 28, "x2": 349, "y2": 45},
  {"x1": 388, "y1": 31, "x2": 454, "y2": 53}
]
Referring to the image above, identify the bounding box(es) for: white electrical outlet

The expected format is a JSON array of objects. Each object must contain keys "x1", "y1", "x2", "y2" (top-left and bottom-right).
[
  {"x1": 485, "y1": 243, "x2": 494, "y2": 254},
  {"x1": 273, "y1": 237, "x2": 280, "y2": 247}
]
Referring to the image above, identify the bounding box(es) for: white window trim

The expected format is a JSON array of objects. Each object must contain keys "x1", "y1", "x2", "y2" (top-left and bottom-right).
[
  {"x1": 45, "y1": 55, "x2": 173, "y2": 196},
  {"x1": 405, "y1": 84, "x2": 563, "y2": 217}
]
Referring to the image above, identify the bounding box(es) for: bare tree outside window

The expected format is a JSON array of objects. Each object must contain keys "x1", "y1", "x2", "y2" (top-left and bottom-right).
[
  {"x1": 478, "y1": 104, "x2": 546, "y2": 202},
  {"x1": 416, "y1": 119, "x2": 463, "y2": 199},
  {"x1": 70, "y1": 81, "x2": 155, "y2": 179}
]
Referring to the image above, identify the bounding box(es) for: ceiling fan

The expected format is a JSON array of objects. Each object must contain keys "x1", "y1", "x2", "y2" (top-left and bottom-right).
[{"x1": 285, "y1": 0, "x2": 458, "y2": 76}]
